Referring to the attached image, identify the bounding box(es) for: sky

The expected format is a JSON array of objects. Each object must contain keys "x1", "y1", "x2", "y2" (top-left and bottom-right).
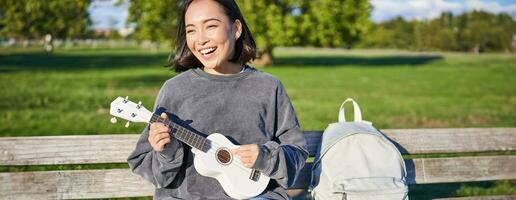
[
  {"x1": 88, "y1": 0, "x2": 129, "y2": 29},
  {"x1": 88, "y1": 0, "x2": 516, "y2": 29}
]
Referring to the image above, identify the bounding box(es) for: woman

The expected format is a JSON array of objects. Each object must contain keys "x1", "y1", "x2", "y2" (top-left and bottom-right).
[{"x1": 127, "y1": 0, "x2": 308, "y2": 199}]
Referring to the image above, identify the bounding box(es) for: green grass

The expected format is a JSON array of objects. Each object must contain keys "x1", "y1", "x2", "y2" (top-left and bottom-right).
[
  {"x1": 1, "y1": 48, "x2": 514, "y2": 135},
  {"x1": 0, "y1": 48, "x2": 170, "y2": 135},
  {"x1": 0, "y1": 47, "x2": 515, "y2": 199},
  {"x1": 271, "y1": 49, "x2": 515, "y2": 130}
]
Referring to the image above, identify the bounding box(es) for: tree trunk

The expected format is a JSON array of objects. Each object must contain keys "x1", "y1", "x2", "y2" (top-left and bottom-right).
[
  {"x1": 150, "y1": 41, "x2": 158, "y2": 53},
  {"x1": 472, "y1": 43, "x2": 480, "y2": 54},
  {"x1": 22, "y1": 39, "x2": 29, "y2": 48},
  {"x1": 44, "y1": 34, "x2": 54, "y2": 53},
  {"x1": 251, "y1": 47, "x2": 274, "y2": 67}
]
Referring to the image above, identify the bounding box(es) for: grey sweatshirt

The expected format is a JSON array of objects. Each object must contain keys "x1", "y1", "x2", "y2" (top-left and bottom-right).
[{"x1": 127, "y1": 67, "x2": 308, "y2": 200}]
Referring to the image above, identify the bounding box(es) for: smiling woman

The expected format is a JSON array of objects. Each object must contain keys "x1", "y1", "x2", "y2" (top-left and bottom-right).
[
  {"x1": 185, "y1": 0, "x2": 242, "y2": 74},
  {"x1": 171, "y1": 0, "x2": 256, "y2": 74},
  {"x1": 126, "y1": 0, "x2": 308, "y2": 199}
]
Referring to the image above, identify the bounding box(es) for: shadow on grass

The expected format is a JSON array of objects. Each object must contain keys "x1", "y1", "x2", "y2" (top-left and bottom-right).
[
  {"x1": 0, "y1": 52, "x2": 171, "y2": 71},
  {"x1": 0, "y1": 51, "x2": 444, "y2": 72},
  {"x1": 274, "y1": 55, "x2": 443, "y2": 67},
  {"x1": 0, "y1": 52, "x2": 443, "y2": 73}
]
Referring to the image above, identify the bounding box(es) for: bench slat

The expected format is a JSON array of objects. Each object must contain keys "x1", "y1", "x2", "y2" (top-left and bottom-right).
[
  {"x1": 1, "y1": 156, "x2": 514, "y2": 198},
  {"x1": 0, "y1": 135, "x2": 140, "y2": 165},
  {"x1": 0, "y1": 169, "x2": 154, "y2": 199},
  {"x1": 305, "y1": 128, "x2": 516, "y2": 156},
  {"x1": 382, "y1": 128, "x2": 516, "y2": 155},
  {"x1": 1, "y1": 128, "x2": 514, "y2": 165},
  {"x1": 290, "y1": 155, "x2": 516, "y2": 188}
]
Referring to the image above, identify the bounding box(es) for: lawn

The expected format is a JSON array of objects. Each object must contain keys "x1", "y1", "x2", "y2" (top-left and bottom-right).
[
  {"x1": 1, "y1": 48, "x2": 514, "y2": 135},
  {"x1": 0, "y1": 47, "x2": 514, "y2": 199}
]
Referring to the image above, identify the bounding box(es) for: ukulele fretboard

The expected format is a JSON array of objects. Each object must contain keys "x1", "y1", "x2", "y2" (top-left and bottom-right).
[{"x1": 150, "y1": 114, "x2": 210, "y2": 152}]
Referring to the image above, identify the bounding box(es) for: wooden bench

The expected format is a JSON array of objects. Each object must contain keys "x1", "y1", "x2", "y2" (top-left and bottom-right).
[{"x1": 1, "y1": 128, "x2": 515, "y2": 199}]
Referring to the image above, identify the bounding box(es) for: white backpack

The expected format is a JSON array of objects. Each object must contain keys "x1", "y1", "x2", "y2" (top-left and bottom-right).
[{"x1": 309, "y1": 98, "x2": 409, "y2": 200}]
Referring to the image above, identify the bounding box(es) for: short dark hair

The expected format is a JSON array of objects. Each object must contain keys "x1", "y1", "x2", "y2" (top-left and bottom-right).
[{"x1": 169, "y1": 0, "x2": 256, "y2": 72}]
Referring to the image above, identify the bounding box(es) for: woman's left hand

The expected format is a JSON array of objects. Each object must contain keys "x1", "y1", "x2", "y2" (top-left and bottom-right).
[{"x1": 232, "y1": 144, "x2": 260, "y2": 168}]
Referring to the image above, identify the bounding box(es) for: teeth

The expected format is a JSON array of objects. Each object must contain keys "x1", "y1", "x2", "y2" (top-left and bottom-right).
[{"x1": 200, "y1": 47, "x2": 215, "y2": 55}]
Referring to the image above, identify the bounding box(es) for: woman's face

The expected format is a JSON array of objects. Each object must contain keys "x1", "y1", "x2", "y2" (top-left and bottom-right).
[{"x1": 184, "y1": 0, "x2": 241, "y2": 71}]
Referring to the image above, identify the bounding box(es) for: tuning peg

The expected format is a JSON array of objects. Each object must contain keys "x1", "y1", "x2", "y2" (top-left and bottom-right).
[
  {"x1": 125, "y1": 121, "x2": 130, "y2": 128},
  {"x1": 137, "y1": 101, "x2": 142, "y2": 109},
  {"x1": 124, "y1": 96, "x2": 129, "y2": 103},
  {"x1": 110, "y1": 117, "x2": 117, "y2": 124}
]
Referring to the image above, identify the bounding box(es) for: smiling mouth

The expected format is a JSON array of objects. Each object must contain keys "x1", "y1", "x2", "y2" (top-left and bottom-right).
[{"x1": 199, "y1": 47, "x2": 217, "y2": 56}]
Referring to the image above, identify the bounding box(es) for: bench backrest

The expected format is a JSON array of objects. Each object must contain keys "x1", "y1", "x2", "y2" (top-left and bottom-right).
[{"x1": 0, "y1": 128, "x2": 515, "y2": 199}]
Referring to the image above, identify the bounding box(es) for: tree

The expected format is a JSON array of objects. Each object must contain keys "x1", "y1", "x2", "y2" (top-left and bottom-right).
[
  {"x1": 236, "y1": 0, "x2": 296, "y2": 65},
  {"x1": 456, "y1": 11, "x2": 513, "y2": 52},
  {"x1": 416, "y1": 20, "x2": 457, "y2": 51},
  {"x1": 359, "y1": 17, "x2": 416, "y2": 49},
  {"x1": 300, "y1": 0, "x2": 371, "y2": 48},
  {"x1": 126, "y1": 0, "x2": 179, "y2": 51},
  {"x1": 237, "y1": 0, "x2": 371, "y2": 65},
  {"x1": 360, "y1": 10, "x2": 515, "y2": 52},
  {"x1": 0, "y1": 0, "x2": 90, "y2": 51},
  {"x1": 497, "y1": 13, "x2": 516, "y2": 52}
]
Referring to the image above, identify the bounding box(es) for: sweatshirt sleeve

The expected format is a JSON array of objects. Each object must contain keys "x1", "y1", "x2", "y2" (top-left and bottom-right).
[
  {"x1": 252, "y1": 80, "x2": 309, "y2": 188},
  {"x1": 127, "y1": 83, "x2": 185, "y2": 188}
]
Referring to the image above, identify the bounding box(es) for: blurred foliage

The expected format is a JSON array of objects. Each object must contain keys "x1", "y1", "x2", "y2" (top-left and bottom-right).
[
  {"x1": 125, "y1": 0, "x2": 371, "y2": 61},
  {"x1": 358, "y1": 11, "x2": 516, "y2": 52},
  {"x1": 1, "y1": 1, "x2": 515, "y2": 55},
  {"x1": 236, "y1": 0, "x2": 371, "y2": 49},
  {"x1": 125, "y1": 0, "x2": 179, "y2": 49},
  {"x1": 0, "y1": 0, "x2": 90, "y2": 40}
]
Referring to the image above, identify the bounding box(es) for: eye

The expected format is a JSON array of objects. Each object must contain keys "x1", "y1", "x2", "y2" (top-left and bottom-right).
[
  {"x1": 186, "y1": 29, "x2": 195, "y2": 34},
  {"x1": 207, "y1": 25, "x2": 218, "y2": 29}
]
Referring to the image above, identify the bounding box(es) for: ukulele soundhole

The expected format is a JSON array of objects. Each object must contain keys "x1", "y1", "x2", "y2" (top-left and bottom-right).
[{"x1": 216, "y1": 148, "x2": 232, "y2": 165}]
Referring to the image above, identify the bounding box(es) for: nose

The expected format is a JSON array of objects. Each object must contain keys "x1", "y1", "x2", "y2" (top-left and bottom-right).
[{"x1": 196, "y1": 30, "x2": 209, "y2": 46}]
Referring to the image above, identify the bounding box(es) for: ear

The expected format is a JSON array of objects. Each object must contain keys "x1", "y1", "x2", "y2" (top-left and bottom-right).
[{"x1": 233, "y1": 19, "x2": 242, "y2": 40}]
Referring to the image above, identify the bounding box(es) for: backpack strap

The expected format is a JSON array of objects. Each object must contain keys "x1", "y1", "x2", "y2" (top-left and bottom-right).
[{"x1": 338, "y1": 98, "x2": 372, "y2": 125}]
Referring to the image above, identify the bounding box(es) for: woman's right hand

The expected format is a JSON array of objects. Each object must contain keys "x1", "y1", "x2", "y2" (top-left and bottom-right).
[{"x1": 148, "y1": 113, "x2": 171, "y2": 152}]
